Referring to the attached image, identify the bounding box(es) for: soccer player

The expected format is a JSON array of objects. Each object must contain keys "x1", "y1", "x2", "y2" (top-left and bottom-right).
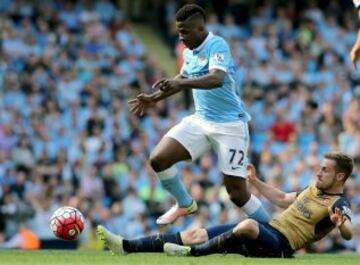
[
  {"x1": 97, "y1": 151, "x2": 354, "y2": 258},
  {"x1": 351, "y1": 0, "x2": 360, "y2": 68},
  {"x1": 127, "y1": 4, "x2": 269, "y2": 225},
  {"x1": 165, "y1": 152, "x2": 354, "y2": 257}
]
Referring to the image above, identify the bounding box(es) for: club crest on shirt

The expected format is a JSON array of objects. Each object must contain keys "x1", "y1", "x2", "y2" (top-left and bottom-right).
[
  {"x1": 198, "y1": 55, "x2": 207, "y2": 66},
  {"x1": 319, "y1": 198, "x2": 330, "y2": 206}
]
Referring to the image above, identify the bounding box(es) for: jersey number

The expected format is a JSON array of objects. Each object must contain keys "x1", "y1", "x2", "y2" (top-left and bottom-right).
[{"x1": 229, "y1": 149, "x2": 244, "y2": 166}]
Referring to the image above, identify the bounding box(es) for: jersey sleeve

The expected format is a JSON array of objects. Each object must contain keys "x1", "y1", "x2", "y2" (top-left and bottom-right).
[
  {"x1": 331, "y1": 197, "x2": 353, "y2": 221},
  {"x1": 354, "y1": 0, "x2": 360, "y2": 8},
  {"x1": 180, "y1": 63, "x2": 187, "y2": 77},
  {"x1": 208, "y1": 39, "x2": 231, "y2": 72}
]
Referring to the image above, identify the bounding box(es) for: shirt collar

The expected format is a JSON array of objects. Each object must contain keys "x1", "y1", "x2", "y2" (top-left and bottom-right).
[
  {"x1": 192, "y1": 32, "x2": 213, "y2": 53},
  {"x1": 317, "y1": 189, "x2": 343, "y2": 196}
]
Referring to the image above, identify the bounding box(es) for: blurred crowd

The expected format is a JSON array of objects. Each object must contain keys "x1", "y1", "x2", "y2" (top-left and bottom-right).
[{"x1": 0, "y1": 0, "x2": 359, "y2": 254}]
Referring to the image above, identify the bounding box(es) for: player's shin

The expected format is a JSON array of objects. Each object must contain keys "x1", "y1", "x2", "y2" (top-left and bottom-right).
[
  {"x1": 241, "y1": 194, "x2": 270, "y2": 223},
  {"x1": 123, "y1": 232, "x2": 183, "y2": 253},
  {"x1": 190, "y1": 229, "x2": 239, "y2": 256},
  {"x1": 157, "y1": 166, "x2": 192, "y2": 207}
]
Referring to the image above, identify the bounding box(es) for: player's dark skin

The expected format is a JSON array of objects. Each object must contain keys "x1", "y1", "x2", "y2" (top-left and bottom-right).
[{"x1": 128, "y1": 14, "x2": 250, "y2": 208}]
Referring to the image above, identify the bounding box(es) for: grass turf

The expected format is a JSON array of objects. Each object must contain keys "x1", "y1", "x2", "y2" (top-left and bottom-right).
[{"x1": 0, "y1": 250, "x2": 359, "y2": 265}]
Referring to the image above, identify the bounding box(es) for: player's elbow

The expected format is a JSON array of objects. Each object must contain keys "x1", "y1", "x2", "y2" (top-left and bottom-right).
[
  {"x1": 207, "y1": 75, "x2": 223, "y2": 87},
  {"x1": 342, "y1": 234, "x2": 352, "y2": 241},
  {"x1": 273, "y1": 194, "x2": 285, "y2": 207},
  {"x1": 277, "y1": 201, "x2": 291, "y2": 210},
  {"x1": 277, "y1": 193, "x2": 296, "y2": 209},
  {"x1": 274, "y1": 196, "x2": 292, "y2": 209},
  {"x1": 342, "y1": 231, "x2": 353, "y2": 241},
  {"x1": 209, "y1": 70, "x2": 225, "y2": 87}
]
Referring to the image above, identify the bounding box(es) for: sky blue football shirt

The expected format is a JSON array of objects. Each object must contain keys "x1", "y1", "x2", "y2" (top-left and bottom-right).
[{"x1": 180, "y1": 32, "x2": 251, "y2": 122}]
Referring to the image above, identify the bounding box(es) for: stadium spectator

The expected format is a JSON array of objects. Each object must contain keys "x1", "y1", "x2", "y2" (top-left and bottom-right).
[{"x1": 0, "y1": 223, "x2": 40, "y2": 250}]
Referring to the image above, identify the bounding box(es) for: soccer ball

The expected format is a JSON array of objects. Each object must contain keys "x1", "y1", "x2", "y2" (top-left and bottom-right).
[{"x1": 50, "y1": 206, "x2": 85, "y2": 240}]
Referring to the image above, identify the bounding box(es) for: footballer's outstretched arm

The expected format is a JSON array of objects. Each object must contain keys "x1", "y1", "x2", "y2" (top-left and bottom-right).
[
  {"x1": 150, "y1": 74, "x2": 186, "y2": 102},
  {"x1": 128, "y1": 74, "x2": 185, "y2": 116},
  {"x1": 338, "y1": 219, "x2": 353, "y2": 240},
  {"x1": 156, "y1": 69, "x2": 226, "y2": 92},
  {"x1": 247, "y1": 164, "x2": 297, "y2": 209},
  {"x1": 174, "y1": 68, "x2": 225, "y2": 89}
]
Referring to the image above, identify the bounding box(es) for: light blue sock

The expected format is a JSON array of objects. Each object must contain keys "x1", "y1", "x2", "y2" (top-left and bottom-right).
[
  {"x1": 161, "y1": 174, "x2": 193, "y2": 207},
  {"x1": 157, "y1": 166, "x2": 192, "y2": 208},
  {"x1": 247, "y1": 206, "x2": 271, "y2": 223},
  {"x1": 242, "y1": 195, "x2": 270, "y2": 223}
]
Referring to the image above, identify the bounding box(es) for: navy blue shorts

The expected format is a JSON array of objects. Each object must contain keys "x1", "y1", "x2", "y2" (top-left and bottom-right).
[
  {"x1": 206, "y1": 222, "x2": 294, "y2": 258},
  {"x1": 206, "y1": 223, "x2": 237, "y2": 240}
]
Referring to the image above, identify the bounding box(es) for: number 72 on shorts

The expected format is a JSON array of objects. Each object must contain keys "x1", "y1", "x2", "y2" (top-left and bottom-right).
[{"x1": 229, "y1": 149, "x2": 245, "y2": 170}]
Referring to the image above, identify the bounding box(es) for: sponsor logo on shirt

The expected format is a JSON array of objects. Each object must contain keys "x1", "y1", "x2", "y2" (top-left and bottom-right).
[
  {"x1": 319, "y1": 198, "x2": 330, "y2": 206},
  {"x1": 213, "y1": 53, "x2": 225, "y2": 64}
]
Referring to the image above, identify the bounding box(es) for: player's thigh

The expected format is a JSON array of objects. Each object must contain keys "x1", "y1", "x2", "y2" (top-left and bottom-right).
[
  {"x1": 211, "y1": 121, "x2": 249, "y2": 177},
  {"x1": 244, "y1": 223, "x2": 283, "y2": 258},
  {"x1": 163, "y1": 115, "x2": 211, "y2": 161},
  {"x1": 206, "y1": 223, "x2": 238, "y2": 240},
  {"x1": 151, "y1": 136, "x2": 192, "y2": 166}
]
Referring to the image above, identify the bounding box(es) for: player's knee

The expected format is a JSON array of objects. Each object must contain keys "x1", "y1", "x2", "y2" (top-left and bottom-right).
[
  {"x1": 149, "y1": 152, "x2": 168, "y2": 172},
  {"x1": 228, "y1": 190, "x2": 250, "y2": 207},
  {"x1": 181, "y1": 228, "x2": 207, "y2": 245},
  {"x1": 233, "y1": 219, "x2": 259, "y2": 239},
  {"x1": 224, "y1": 176, "x2": 250, "y2": 207}
]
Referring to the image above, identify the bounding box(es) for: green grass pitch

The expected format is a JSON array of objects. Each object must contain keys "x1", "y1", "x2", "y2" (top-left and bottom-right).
[{"x1": 0, "y1": 250, "x2": 359, "y2": 265}]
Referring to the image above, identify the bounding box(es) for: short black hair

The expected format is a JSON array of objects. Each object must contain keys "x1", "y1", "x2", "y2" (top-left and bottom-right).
[{"x1": 175, "y1": 4, "x2": 206, "y2": 22}]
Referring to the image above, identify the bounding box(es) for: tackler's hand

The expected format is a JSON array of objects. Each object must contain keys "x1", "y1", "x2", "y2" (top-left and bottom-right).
[{"x1": 328, "y1": 207, "x2": 347, "y2": 228}]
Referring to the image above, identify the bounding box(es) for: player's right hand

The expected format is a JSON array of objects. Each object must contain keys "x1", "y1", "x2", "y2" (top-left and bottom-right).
[
  {"x1": 351, "y1": 41, "x2": 360, "y2": 70},
  {"x1": 247, "y1": 164, "x2": 257, "y2": 182},
  {"x1": 128, "y1": 93, "x2": 155, "y2": 116}
]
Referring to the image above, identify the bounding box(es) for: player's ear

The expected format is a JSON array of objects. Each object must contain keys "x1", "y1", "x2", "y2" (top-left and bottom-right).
[{"x1": 336, "y1": 172, "x2": 345, "y2": 182}]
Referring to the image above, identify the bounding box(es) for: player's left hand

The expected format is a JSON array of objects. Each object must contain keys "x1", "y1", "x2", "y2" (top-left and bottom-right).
[{"x1": 328, "y1": 207, "x2": 347, "y2": 228}]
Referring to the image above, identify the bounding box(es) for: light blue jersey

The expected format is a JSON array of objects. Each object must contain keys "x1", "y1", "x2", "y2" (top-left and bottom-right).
[{"x1": 180, "y1": 32, "x2": 250, "y2": 122}]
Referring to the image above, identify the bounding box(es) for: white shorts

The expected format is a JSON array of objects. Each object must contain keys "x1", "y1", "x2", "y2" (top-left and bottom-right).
[{"x1": 165, "y1": 115, "x2": 249, "y2": 178}]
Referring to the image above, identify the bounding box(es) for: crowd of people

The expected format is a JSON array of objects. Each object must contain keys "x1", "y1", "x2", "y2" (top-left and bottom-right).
[{"x1": 0, "y1": 0, "x2": 359, "y2": 253}]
